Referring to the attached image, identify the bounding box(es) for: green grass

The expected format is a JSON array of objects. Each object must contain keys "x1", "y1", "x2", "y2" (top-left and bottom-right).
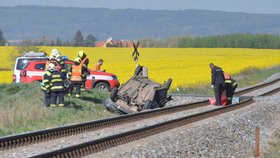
[
  {"x1": 171, "y1": 65, "x2": 280, "y2": 95},
  {"x1": 0, "y1": 83, "x2": 115, "y2": 136}
]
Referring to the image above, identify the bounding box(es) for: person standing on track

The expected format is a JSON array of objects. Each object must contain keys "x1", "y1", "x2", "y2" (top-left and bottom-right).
[
  {"x1": 224, "y1": 73, "x2": 238, "y2": 105},
  {"x1": 209, "y1": 63, "x2": 225, "y2": 106}
]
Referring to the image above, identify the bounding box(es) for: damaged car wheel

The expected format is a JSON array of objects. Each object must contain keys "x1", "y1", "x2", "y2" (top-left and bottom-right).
[{"x1": 110, "y1": 87, "x2": 118, "y2": 101}]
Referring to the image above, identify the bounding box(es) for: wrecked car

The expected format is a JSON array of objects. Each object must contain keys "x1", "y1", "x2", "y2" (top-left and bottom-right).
[{"x1": 104, "y1": 66, "x2": 172, "y2": 114}]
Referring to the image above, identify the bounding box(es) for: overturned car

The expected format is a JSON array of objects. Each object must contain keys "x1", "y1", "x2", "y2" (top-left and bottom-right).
[{"x1": 104, "y1": 66, "x2": 172, "y2": 114}]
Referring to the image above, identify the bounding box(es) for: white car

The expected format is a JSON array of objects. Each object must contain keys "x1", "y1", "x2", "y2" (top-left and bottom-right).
[{"x1": 13, "y1": 52, "x2": 48, "y2": 83}]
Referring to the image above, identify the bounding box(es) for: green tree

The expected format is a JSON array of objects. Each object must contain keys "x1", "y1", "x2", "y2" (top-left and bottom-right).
[
  {"x1": 0, "y1": 30, "x2": 7, "y2": 46},
  {"x1": 84, "y1": 34, "x2": 97, "y2": 47},
  {"x1": 73, "y1": 30, "x2": 84, "y2": 46}
]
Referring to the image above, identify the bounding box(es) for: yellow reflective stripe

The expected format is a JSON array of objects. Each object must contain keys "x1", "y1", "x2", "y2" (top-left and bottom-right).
[
  {"x1": 61, "y1": 69, "x2": 67, "y2": 72},
  {"x1": 51, "y1": 79, "x2": 63, "y2": 82},
  {"x1": 225, "y1": 80, "x2": 232, "y2": 83},
  {"x1": 52, "y1": 75, "x2": 60, "y2": 78},
  {"x1": 43, "y1": 80, "x2": 50, "y2": 82},
  {"x1": 233, "y1": 82, "x2": 238, "y2": 86},
  {"x1": 73, "y1": 69, "x2": 81, "y2": 72},
  {"x1": 44, "y1": 85, "x2": 50, "y2": 88},
  {"x1": 41, "y1": 87, "x2": 47, "y2": 90},
  {"x1": 51, "y1": 86, "x2": 64, "y2": 90}
]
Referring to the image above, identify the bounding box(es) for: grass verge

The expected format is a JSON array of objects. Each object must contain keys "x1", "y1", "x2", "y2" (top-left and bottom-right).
[{"x1": 0, "y1": 83, "x2": 114, "y2": 137}]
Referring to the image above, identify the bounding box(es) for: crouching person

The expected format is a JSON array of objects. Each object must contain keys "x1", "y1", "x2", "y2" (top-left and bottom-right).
[
  {"x1": 68, "y1": 57, "x2": 83, "y2": 97},
  {"x1": 50, "y1": 65, "x2": 65, "y2": 107},
  {"x1": 224, "y1": 73, "x2": 238, "y2": 105},
  {"x1": 41, "y1": 63, "x2": 55, "y2": 107}
]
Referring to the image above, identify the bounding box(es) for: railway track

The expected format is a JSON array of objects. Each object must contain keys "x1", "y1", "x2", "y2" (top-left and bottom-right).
[
  {"x1": 31, "y1": 86, "x2": 280, "y2": 158},
  {"x1": 1, "y1": 77, "x2": 280, "y2": 157}
]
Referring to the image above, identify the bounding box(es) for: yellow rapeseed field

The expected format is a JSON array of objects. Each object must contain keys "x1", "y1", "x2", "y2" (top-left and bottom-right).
[{"x1": 1, "y1": 46, "x2": 280, "y2": 88}]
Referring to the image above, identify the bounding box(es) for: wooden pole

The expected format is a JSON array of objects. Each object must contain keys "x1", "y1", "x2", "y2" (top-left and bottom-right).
[{"x1": 255, "y1": 127, "x2": 260, "y2": 158}]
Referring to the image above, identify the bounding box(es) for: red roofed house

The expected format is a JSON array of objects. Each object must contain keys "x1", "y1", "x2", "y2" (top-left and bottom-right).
[{"x1": 95, "y1": 37, "x2": 134, "y2": 47}]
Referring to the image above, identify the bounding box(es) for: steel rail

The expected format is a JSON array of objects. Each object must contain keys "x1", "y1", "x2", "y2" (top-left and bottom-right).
[
  {"x1": 32, "y1": 87, "x2": 278, "y2": 158},
  {"x1": 1, "y1": 77, "x2": 280, "y2": 150},
  {"x1": 172, "y1": 77, "x2": 280, "y2": 97}
]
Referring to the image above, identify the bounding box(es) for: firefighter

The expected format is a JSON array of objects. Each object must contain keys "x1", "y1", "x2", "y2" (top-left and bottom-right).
[
  {"x1": 50, "y1": 65, "x2": 65, "y2": 107},
  {"x1": 224, "y1": 74, "x2": 238, "y2": 105},
  {"x1": 93, "y1": 59, "x2": 104, "y2": 72},
  {"x1": 56, "y1": 51, "x2": 67, "y2": 79},
  {"x1": 68, "y1": 57, "x2": 83, "y2": 97},
  {"x1": 209, "y1": 63, "x2": 225, "y2": 106},
  {"x1": 45, "y1": 49, "x2": 59, "y2": 71},
  {"x1": 77, "y1": 51, "x2": 89, "y2": 91},
  {"x1": 41, "y1": 63, "x2": 55, "y2": 107}
]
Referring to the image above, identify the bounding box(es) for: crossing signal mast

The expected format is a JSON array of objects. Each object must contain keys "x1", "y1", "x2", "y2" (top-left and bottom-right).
[{"x1": 132, "y1": 41, "x2": 140, "y2": 67}]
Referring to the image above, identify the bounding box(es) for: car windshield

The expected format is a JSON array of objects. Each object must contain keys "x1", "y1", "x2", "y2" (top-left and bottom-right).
[{"x1": 16, "y1": 58, "x2": 46, "y2": 70}]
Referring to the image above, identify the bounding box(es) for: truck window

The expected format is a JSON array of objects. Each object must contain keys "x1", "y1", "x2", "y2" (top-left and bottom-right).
[
  {"x1": 35, "y1": 64, "x2": 46, "y2": 70},
  {"x1": 16, "y1": 58, "x2": 46, "y2": 70}
]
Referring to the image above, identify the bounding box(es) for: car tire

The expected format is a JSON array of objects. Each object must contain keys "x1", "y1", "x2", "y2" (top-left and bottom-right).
[
  {"x1": 134, "y1": 66, "x2": 143, "y2": 77},
  {"x1": 165, "y1": 78, "x2": 172, "y2": 90},
  {"x1": 95, "y1": 82, "x2": 110, "y2": 92},
  {"x1": 110, "y1": 87, "x2": 118, "y2": 101}
]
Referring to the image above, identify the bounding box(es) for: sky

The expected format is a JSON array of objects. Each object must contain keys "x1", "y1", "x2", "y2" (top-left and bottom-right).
[{"x1": 1, "y1": 0, "x2": 280, "y2": 14}]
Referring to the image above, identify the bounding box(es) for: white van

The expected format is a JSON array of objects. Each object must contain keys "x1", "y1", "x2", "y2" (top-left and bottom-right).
[{"x1": 13, "y1": 52, "x2": 48, "y2": 83}]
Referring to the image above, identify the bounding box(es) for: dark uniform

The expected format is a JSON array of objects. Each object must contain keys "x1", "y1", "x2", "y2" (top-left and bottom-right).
[
  {"x1": 224, "y1": 78, "x2": 238, "y2": 104},
  {"x1": 50, "y1": 70, "x2": 65, "y2": 107},
  {"x1": 58, "y1": 58, "x2": 67, "y2": 79},
  {"x1": 41, "y1": 70, "x2": 52, "y2": 107},
  {"x1": 211, "y1": 66, "x2": 225, "y2": 105},
  {"x1": 79, "y1": 55, "x2": 89, "y2": 91}
]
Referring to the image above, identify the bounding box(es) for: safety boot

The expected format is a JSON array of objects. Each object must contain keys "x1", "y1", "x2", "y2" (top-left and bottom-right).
[
  {"x1": 50, "y1": 104, "x2": 57, "y2": 107},
  {"x1": 58, "y1": 104, "x2": 65, "y2": 107}
]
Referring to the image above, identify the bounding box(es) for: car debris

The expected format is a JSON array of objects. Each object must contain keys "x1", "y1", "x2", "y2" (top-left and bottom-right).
[{"x1": 104, "y1": 66, "x2": 172, "y2": 114}]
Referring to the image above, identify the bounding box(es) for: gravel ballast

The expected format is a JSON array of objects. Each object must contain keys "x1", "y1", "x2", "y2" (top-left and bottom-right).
[{"x1": 91, "y1": 97, "x2": 280, "y2": 158}]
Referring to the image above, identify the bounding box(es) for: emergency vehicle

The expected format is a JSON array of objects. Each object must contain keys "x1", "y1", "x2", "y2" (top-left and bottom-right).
[
  {"x1": 14, "y1": 52, "x2": 120, "y2": 91},
  {"x1": 13, "y1": 52, "x2": 48, "y2": 83}
]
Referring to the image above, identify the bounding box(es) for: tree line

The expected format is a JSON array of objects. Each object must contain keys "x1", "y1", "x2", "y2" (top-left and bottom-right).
[
  {"x1": 32, "y1": 30, "x2": 97, "y2": 47},
  {"x1": 0, "y1": 29, "x2": 97, "y2": 47},
  {"x1": 140, "y1": 33, "x2": 280, "y2": 49},
  {"x1": 2, "y1": 28, "x2": 280, "y2": 49}
]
